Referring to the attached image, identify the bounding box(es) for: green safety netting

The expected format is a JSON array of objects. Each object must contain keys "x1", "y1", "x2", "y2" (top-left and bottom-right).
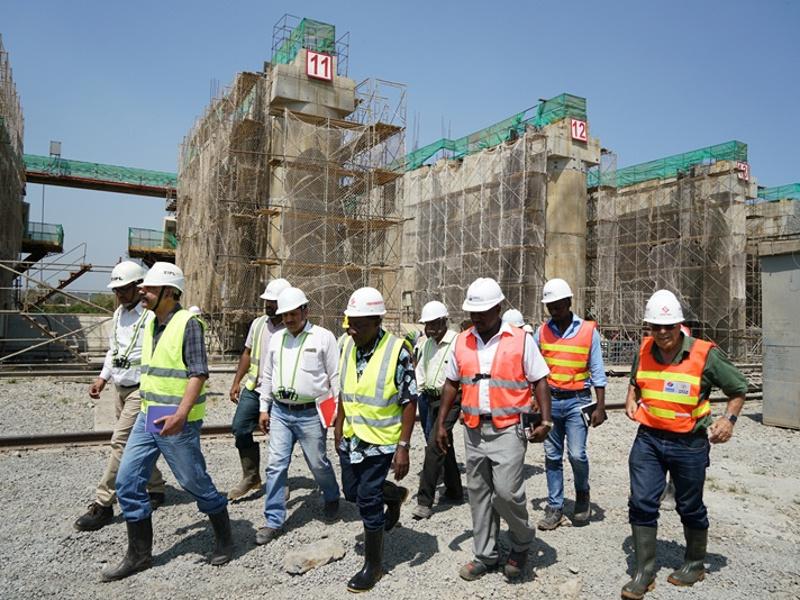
[
  {"x1": 587, "y1": 141, "x2": 747, "y2": 188},
  {"x1": 757, "y1": 183, "x2": 800, "y2": 202},
  {"x1": 24, "y1": 221, "x2": 63, "y2": 245},
  {"x1": 24, "y1": 154, "x2": 177, "y2": 189},
  {"x1": 397, "y1": 93, "x2": 587, "y2": 172},
  {"x1": 272, "y1": 18, "x2": 335, "y2": 66},
  {"x1": 128, "y1": 228, "x2": 177, "y2": 250}
]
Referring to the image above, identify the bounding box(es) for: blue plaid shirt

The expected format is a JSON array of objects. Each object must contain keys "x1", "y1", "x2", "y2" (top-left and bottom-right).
[{"x1": 151, "y1": 304, "x2": 209, "y2": 379}]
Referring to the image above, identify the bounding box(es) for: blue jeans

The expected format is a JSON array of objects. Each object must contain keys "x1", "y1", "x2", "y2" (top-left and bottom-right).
[
  {"x1": 263, "y1": 401, "x2": 340, "y2": 528},
  {"x1": 544, "y1": 393, "x2": 591, "y2": 509},
  {"x1": 417, "y1": 392, "x2": 432, "y2": 443},
  {"x1": 116, "y1": 413, "x2": 227, "y2": 522},
  {"x1": 338, "y1": 448, "x2": 394, "y2": 531},
  {"x1": 628, "y1": 425, "x2": 711, "y2": 530},
  {"x1": 232, "y1": 387, "x2": 261, "y2": 450}
]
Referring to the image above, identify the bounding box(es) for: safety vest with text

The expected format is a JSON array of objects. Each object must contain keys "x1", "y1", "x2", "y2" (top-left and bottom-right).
[
  {"x1": 454, "y1": 327, "x2": 530, "y2": 429},
  {"x1": 634, "y1": 336, "x2": 713, "y2": 433},
  {"x1": 243, "y1": 315, "x2": 267, "y2": 391},
  {"x1": 539, "y1": 320, "x2": 594, "y2": 391},
  {"x1": 139, "y1": 309, "x2": 207, "y2": 422},
  {"x1": 339, "y1": 333, "x2": 404, "y2": 445}
]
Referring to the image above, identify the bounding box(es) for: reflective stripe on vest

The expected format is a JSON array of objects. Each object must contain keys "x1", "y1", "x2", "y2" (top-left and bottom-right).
[
  {"x1": 243, "y1": 315, "x2": 268, "y2": 391},
  {"x1": 454, "y1": 326, "x2": 530, "y2": 429},
  {"x1": 634, "y1": 336, "x2": 713, "y2": 433},
  {"x1": 339, "y1": 333, "x2": 403, "y2": 445},
  {"x1": 539, "y1": 320, "x2": 594, "y2": 391},
  {"x1": 139, "y1": 309, "x2": 207, "y2": 422}
]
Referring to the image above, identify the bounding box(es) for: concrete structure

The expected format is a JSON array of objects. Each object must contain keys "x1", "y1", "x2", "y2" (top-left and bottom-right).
[{"x1": 758, "y1": 239, "x2": 800, "y2": 429}]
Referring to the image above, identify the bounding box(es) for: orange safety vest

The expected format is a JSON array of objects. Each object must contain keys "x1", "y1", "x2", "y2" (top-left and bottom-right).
[
  {"x1": 539, "y1": 320, "x2": 595, "y2": 391},
  {"x1": 634, "y1": 337, "x2": 713, "y2": 433},
  {"x1": 454, "y1": 326, "x2": 531, "y2": 429}
]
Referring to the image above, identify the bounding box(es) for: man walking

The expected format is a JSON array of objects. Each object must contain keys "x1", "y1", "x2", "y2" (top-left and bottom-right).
[
  {"x1": 255, "y1": 286, "x2": 341, "y2": 544},
  {"x1": 75, "y1": 261, "x2": 166, "y2": 532},
  {"x1": 102, "y1": 262, "x2": 232, "y2": 581},
  {"x1": 535, "y1": 278, "x2": 607, "y2": 530},
  {"x1": 411, "y1": 300, "x2": 463, "y2": 520},
  {"x1": 335, "y1": 287, "x2": 417, "y2": 592},
  {"x1": 436, "y1": 277, "x2": 551, "y2": 582},
  {"x1": 227, "y1": 278, "x2": 290, "y2": 501}
]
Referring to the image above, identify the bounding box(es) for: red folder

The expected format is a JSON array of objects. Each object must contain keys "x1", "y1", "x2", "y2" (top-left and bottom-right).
[{"x1": 316, "y1": 394, "x2": 338, "y2": 428}]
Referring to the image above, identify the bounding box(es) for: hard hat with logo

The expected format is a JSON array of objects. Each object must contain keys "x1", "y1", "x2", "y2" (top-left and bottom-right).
[
  {"x1": 344, "y1": 287, "x2": 386, "y2": 317},
  {"x1": 462, "y1": 277, "x2": 505, "y2": 312},
  {"x1": 541, "y1": 278, "x2": 573, "y2": 304},
  {"x1": 188, "y1": 305, "x2": 202, "y2": 316},
  {"x1": 107, "y1": 261, "x2": 147, "y2": 289},
  {"x1": 419, "y1": 300, "x2": 449, "y2": 323},
  {"x1": 643, "y1": 289, "x2": 685, "y2": 325},
  {"x1": 260, "y1": 278, "x2": 291, "y2": 301},
  {"x1": 276, "y1": 287, "x2": 309, "y2": 315},
  {"x1": 502, "y1": 308, "x2": 525, "y2": 327},
  {"x1": 139, "y1": 262, "x2": 185, "y2": 292}
]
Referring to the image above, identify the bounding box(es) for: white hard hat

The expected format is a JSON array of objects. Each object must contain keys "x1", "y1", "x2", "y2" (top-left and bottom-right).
[
  {"x1": 345, "y1": 287, "x2": 386, "y2": 317},
  {"x1": 644, "y1": 289, "x2": 685, "y2": 325},
  {"x1": 276, "y1": 286, "x2": 309, "y2": 315},
  {"x1": 541, "y1": 278, "x2": 573, "y2": 304},
  {"x1": 502, "y1": 309, "x2": 525, "y2": 327},
  {"x1": 462, "y1": 277, "x2": 505, "y2": 312},
  {"x1": 188, "y1": 305, "x2": 202, "y2": 316},
  {"x1": 139, "y1": 262, "x2": 185, "y2": 293},
  {"x1": 419, "y1": 300, "x2": 449, "y2": 323},
  {"x1": 107, "y1": 261, "x2": 147, "y2": 289},
  {"x1": 260, "y1": 278, "x2": 291, "y2": 301}
]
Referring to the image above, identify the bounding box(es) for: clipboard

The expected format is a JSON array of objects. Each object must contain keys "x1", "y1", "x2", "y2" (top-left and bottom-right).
[{"x1": 145, "y1": 405, "x2": 179, "y2": 433}]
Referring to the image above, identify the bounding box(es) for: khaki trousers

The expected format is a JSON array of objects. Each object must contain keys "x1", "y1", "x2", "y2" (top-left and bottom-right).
[
  {"x1": 464, "y1": 420, "x2": 534, "y2": 565},
  {"x1": 95, "y1": 385, "x2": 166, "y2": 506}
]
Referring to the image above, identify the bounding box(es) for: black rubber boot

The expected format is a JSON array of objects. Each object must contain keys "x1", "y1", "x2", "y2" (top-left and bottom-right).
[
  {"x1": 573, "y1": 490, "x2": 591, "y2": 525},
  {"x1": 382, "y1": 481, "x2": 408, "y2": 531},
  {"x1": 101, "y1": 517, "x2": 153, "y2": 582},
  {"x1": 667, "y1": 526, "x2": 707, "y2": 586},
  {"x1": 621, "y1": 525, "x2": 657, "y2": 599},
  {"x1": 347, "y1": 527, "x2": 384, "y2": 593},
  {"x1": 227, "y1": 445, "x2": 262, "y2": 501},
  {"x1": 208, "y1": 508, "x2": 234, "y2": 566}
]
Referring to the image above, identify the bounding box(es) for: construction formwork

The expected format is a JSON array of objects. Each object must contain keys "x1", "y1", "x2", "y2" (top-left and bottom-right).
[
  {"x1": 0, "y1": 34, "x2": 25, "y2": 311},
  {"x1": 586, "y1": 144, "x2": 754, "y2": 361}
]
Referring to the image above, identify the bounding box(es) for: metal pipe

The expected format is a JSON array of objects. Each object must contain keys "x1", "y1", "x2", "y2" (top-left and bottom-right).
[{"x1": 0, "y1": 262, "x2": 113, "y2": 313}]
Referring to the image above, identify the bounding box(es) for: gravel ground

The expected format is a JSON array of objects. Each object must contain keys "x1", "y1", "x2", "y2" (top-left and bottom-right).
[{"x1": 0, "y1": 375, "x2": 798, "y2": 599}]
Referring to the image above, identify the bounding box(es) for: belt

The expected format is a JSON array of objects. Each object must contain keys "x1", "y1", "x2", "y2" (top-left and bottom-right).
[
  {"x1": 274, "y1": 399, "x2": 316, "y2": 412},
  {"x1": 116, "y1": 383, "x2": 140, "y2": 391},
  {"x1": 639, "y1": 424, "x2": 706, "y2": 440},
  {"x1": 551, "y1": 389, "x2": 591, "y2": 400}
]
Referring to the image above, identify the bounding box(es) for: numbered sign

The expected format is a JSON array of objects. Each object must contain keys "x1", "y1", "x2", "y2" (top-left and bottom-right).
[
  {"x1": 571, "y1": 119, "x2": 588, "y2": 142},
  {"x1": 736, "y1": 161, "x2": 750, "y2": 182},
  {"x1": 306, "y1": 50, "x2": 333, "y2": 82}
]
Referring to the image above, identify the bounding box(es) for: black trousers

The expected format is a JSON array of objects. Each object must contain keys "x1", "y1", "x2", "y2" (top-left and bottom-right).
[{"x1": 416, "y1": 401, "x2": 463, "y2": 507}]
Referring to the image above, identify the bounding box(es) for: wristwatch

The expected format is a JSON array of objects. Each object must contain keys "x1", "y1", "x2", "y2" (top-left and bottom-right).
[
  {"x1": 397, "y1": 440, "x2": 411, "y2": 450},
  {"x1": 724, "y1": 413, "x2": 738, "y2": 425},
  {"x1": 541, "y1": 420, "x2": 554, "y2": 429}
]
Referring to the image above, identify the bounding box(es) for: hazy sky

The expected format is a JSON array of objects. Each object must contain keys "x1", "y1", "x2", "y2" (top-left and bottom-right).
[{"x1": 4, "y1": 0, "x2": 799, "y2": 291}]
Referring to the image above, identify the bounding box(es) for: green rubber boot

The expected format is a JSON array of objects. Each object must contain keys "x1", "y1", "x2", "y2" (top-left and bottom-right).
[
  {"x1": 621, "y1": 525, "x2": 657, "y2": 599},
  {"x1": 667, "y1": 526, "x2": 707, "y2": 586}
]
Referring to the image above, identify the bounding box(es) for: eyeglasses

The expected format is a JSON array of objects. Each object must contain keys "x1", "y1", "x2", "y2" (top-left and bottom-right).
[
  {"x1": 650, "y1": 323, "x2": 678, "y2": 332},
  {"x1": 112, "y1": 282, "x2": 138, "y2": 295}
]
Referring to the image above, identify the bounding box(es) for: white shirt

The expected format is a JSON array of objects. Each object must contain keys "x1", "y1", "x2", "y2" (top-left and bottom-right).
[
  {"x1": 415, "y1": 329, "x2": 457, "y2": 392},
  {"x1": 259, "y1": 321, "x2": 340, "y2": 411},
  {"x1": 245, "y1": 317, "x2": 284, "y2": 388},
  {"x1": 99, "y1": 302, "x2": 152, "y2": 388},
  {"x1": 445, "y1": 323, "x2": 550, "y2": 414}
]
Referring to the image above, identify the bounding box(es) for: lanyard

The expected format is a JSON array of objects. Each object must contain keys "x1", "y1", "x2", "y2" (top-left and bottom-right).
[
  {"x1": 279, "y1": 329, "x2": 310, "y2": 390},
  {"x1": 426, "y1": 335, "x2": 454, "y2": 387},
  {"x1": 112, "y1": 306, "x2": 148, "y2": 359}
]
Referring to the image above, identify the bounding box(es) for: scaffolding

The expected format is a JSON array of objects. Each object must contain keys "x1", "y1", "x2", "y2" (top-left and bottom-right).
[{"x1": 585, "y1": 147, "x2": 753, "y2": 361}]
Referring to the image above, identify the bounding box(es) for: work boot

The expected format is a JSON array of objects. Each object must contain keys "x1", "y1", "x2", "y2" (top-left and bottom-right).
[
  {"x1": 208, "y1": 508, "x2": 234, "y2": 566},
  {"x1": 347, "y1": 527, "x2": 384, "y2": 592},
  {"x1": 411, "y1": 504, "x2": 433, "y2": 520},
  {"x1": 100, "y1": 517, "x2": 153, "y2": 582},
  {"x1": 74, "y1": 502, "x2": 113, "y2": 532},
  {"x1": 382, "y1": 482, "x2": 408, "y2": 531},
  {"x1": 504, "y1": 549, "x2": 528, "y2": 581},
  {"x1": 573, "y1": 490, "x2": 591, "y2": 526},
  {"x1": 537, "y1": 505, "x2": 566, "y2": 531},
  {"x1": 227, "y1": 445, "x2": 262, "y2": 501},
  {"x1": 621, "y1": 525, "x2": 657, "y2": 599},
  {"x1": 667, "y1": 526, "x2": 707, "y2": 586}
]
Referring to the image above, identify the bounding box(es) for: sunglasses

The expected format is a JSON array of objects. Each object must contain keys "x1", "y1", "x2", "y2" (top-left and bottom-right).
[{"x1": 650, "y1": 323, "x2": 678, "y2": 332}]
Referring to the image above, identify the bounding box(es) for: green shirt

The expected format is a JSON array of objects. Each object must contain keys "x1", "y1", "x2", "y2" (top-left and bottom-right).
[{"x1": 629, "y1": 335, "x2": 748, "y2": 430}]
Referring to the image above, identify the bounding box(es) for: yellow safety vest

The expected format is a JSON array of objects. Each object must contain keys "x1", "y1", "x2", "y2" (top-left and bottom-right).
[
  {"x1": 339, "y1": 333, "x2": 403, "y2": 445},
  {"x1": 243, "y1": 315, "x2": 267, "y2": 391},
  {"x1": 139, "y1": 309, "x2": 207, "y2": 422}
]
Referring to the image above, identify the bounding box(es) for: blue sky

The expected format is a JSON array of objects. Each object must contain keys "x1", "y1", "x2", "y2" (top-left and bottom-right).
[{"x1": 4, "y1": 0, "x2": 799, "y2": 290}]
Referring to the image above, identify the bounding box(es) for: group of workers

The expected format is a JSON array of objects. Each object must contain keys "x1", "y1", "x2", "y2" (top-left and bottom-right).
[{"x1": 73, "y1": 260, "x2": 746, "y2": 598}]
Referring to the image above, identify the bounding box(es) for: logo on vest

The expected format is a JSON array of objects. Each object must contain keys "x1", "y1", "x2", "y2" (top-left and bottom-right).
[{"x1": 664, "y1": 380, "x2": 691, "y2": 395}]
